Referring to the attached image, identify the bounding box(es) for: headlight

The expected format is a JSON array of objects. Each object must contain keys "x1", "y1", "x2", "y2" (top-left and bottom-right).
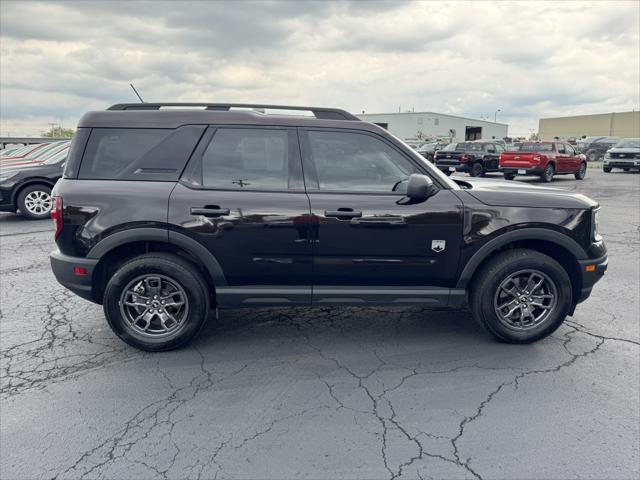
[
  {"x1": 592, "y1": 208, "x2": 601, "y2": 242},
  {"x1": 0, "y1": 174, "x2": 15, "y2": 183},
  {"x1": 604, "y1": 152, "x2": 611, "y2": 159}
]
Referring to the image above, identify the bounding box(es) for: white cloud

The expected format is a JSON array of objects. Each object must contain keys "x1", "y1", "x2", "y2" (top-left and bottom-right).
[{"x1": 1, "y1": 0, "x2": 638, "y2": 136}]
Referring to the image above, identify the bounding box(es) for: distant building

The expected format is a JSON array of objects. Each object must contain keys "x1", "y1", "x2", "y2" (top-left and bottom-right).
[
  {"x1": 357, "y1": 111, "x2": 509, "y2": 145},
  {"x1": 539, "y1": 111, "x2": 640, "y2": 140}
]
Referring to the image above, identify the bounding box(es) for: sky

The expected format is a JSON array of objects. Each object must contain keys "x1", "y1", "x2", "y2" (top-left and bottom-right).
[{"x1": 1, "y1": 0, "x2": 639, "y2": 137}]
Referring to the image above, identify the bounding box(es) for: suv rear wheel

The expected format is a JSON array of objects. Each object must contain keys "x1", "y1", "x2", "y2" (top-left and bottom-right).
[
  {"x1": 17, "y1": 184, "x2": 53, "y2": 219},
  {"x1": 103, "y1": 253, "x2": 209, "y2": 351},
  {"x1": 470, "y1": 162, "x2": 484, "y2": 177},
  {"x1": 469, "y1": 248, "x2": 572, "y2": 343}
]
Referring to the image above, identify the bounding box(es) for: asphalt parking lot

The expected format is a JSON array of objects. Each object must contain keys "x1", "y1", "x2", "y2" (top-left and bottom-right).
[{"x1": 1, "y1": 170, "x2": 638, "y2": 480}]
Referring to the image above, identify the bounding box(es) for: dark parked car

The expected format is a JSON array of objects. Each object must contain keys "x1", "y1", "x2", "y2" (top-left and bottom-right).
[
  {"x1": 0, "y1": 146, "x2": 69, "y2": 219},
  {"x1": 603, "y1": 138, "x2": 640, "y2": 173},
  {"x1": 434, "y1": 141, "x2": 504, "y2": 176},
  {"x1": 576, "y1": 136, "x2": 619, "y2": 161},
  {"x1": 50, "y1": 103, "x2": 607, "y2": 351},
  {"x1": 416, "y1": 141, "x2": 446, "y2": 162}
]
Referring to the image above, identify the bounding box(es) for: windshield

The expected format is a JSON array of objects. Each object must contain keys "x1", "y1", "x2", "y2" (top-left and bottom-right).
[
  {"x1": 614, "y1": 138, "x2": 640, "y2": 149},
  {"x1": 518, "y1": 143, "x2": 553, "y2": 152}
]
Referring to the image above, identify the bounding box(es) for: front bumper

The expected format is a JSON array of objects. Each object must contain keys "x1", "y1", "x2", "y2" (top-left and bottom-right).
[
  {"x1": 575, "y1": 253, "x2": 608, "y2": 304},
  {"x1": 0, "y1": 185, "x2": 16, "y2": 212},
  {"x1": 500, "y1": 166, "x2": 543, "y2": 176},
  {"x1": 50, "y1": 250, "x2": 99, "y2": 303},
  {"x1": 604, "y1": 159, "x2": 640, "y2": 168}
]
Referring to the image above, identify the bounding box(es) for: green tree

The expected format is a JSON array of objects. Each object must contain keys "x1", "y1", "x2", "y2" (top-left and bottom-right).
[{"x1": 41, "y1": 126, "x2": 75, "y2": 138}]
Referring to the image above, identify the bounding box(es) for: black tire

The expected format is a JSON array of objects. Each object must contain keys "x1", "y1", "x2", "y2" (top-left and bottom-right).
[
  {"x1": 16, "y1": 184, "x2": 53, "y2": 219},
  {"x1": 541, "y1": 163, "x2": 555, "y2": 182},
  {"x1": 623, "y1": 168, "x2": 630, "y2": 172},
  {"x1": 103, "y1": 253, "x2": 210, "y2": 351},
  {"x1": 603, "y1": 166, "x2": 612, "y2": 173},
  {"x1": 469, "y1": 249, "x2": 572, "y2": 343},
  {"x1": 586, "y1": 150, "x2": 598, "y2": 162},
  {"x1": 503, "y1": 173, "x2": 516, "y2": 180},
  {"x1": 443, "y1": 169, "x2": 453, "y2": 176},
  {"x1": 469, "y1": 162, "x2": 484, "y2": 177},
  {"x1": 574, "y1": 162, "x2": 587, "y2": 180}
]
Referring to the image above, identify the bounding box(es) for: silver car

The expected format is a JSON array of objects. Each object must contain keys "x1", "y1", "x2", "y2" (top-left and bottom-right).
[{"x1": 603, "y1": 138, "x2": 640, "y2": 172}]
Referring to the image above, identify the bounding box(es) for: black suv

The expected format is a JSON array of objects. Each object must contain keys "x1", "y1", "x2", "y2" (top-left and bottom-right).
[
  {"x1": 50, "y1": 103, "x2": 607, "y2": 351},
  {"x1": 434, "y1": 141, "x2": 504, "y2": 177},
  {"x1": 576, "y1": 136, "x2": 619, "y2": 162}
]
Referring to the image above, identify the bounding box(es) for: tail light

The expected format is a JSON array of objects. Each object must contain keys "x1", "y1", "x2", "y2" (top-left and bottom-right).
[
  {"x1": 51, "y1": 196, "x2": 63, "y2": 240},
  {"x1": 532, "y1": 155, "x2": 542, "y2": 163},
  {"x1": 460, "y1": 154, "x2": 470, "y2": 161}
]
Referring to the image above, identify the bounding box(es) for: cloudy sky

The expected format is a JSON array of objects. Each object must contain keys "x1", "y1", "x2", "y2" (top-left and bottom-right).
[{"x1": 1, "y1": 0, "x2": 638, "y2": 137}]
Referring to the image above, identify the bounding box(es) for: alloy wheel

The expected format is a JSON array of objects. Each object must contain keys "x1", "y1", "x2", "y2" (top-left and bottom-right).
[
  {"x1": 493, "y1": 269, "x2": 558, "y2": 330},
  {"x1": 23, "y1": 190, "x2": 52, "y2": 215},
  {"x1": 119, "y1": 274, "x2": 189, "y2": 337}
]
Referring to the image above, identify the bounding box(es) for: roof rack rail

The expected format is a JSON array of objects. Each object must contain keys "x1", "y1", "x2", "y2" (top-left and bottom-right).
[{"x1": 107, "y1": 103, "x2": 360, "y2": 121}]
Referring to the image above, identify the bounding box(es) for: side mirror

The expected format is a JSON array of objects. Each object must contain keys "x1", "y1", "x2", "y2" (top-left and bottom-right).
[{"x1": 406, "y1": 174, "x2": 436, "y2": 200}]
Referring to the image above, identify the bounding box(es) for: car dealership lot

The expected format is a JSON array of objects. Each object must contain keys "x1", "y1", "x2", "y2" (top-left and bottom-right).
[{"x1": 1, "y1": 171, "x2": 638, "y2": 479}]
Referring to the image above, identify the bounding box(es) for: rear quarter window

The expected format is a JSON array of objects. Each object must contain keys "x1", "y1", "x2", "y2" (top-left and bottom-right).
[{"x1": 78, "y1": 126, "x2": 205, "y2": 181}]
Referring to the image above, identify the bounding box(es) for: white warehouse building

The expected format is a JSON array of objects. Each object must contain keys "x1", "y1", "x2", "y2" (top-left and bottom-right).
[{"x1": 357, "y1": 111, "x2": 509, "y2": 145}]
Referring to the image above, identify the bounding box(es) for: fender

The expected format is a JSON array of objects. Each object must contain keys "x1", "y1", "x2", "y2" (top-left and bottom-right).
[
  {"x1": 87, "y1": 227, "x2": 227, "y2": 286},
  {"x1": 456, "y1": 227, "x2": 587, "y2": 289}
]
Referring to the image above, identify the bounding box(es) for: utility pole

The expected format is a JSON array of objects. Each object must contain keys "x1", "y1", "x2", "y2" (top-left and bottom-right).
[{"x1": 494, "y1": 108, "x2": 501, "y2": 123}]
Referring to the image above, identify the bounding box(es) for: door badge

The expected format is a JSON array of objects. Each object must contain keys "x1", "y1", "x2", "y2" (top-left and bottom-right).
[{"x1": 431, "y1": 240, "x2": 446, "y2": 253}]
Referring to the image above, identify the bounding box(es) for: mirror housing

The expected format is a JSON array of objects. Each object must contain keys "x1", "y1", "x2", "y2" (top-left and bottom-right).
[{"x1": 406, "y1": 174, "x2": 436, "y2": 200}]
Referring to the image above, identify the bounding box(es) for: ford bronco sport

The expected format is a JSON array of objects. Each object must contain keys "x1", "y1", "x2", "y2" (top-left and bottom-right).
[{"x1": 50, "y1": 103, "x2": 608, "y2": 351}]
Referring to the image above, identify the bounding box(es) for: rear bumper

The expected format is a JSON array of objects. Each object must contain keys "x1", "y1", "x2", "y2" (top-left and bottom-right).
[
  {"x1": 576, "y1": 253, "x2": 608, "y2": 304},
  {"x1": 436, "y1": 162, "x2": 468, "y2": 173},
  {"x1": 50, "y1": 250, "x2": 99, "y2": 303},
  {"x1": 499, "y1": 166, "x2": 543, "y2": 176}
]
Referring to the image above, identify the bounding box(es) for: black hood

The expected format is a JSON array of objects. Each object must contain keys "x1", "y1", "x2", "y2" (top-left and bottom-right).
[{"x1": 456, "y1": 177, "x2": 598, "y2": 209}]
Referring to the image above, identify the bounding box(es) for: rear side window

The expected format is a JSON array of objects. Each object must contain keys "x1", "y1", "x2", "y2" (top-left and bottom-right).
[
  {"x1": 79, "y1": 129, "x2": 169, "y2": 179},
  {"x1": 78, "y1": 126, "x2": 205, "y2": 181},
  {"x1": 199, "y1": 128, "x2": 290, "y2": 191}
]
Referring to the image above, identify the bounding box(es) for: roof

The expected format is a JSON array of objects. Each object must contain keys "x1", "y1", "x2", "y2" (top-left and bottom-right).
[{"x1": 79, "y1": 103, "x2": 376, "y2": 130}]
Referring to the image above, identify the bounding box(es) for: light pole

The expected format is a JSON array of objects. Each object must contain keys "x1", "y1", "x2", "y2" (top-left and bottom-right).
[{"x1": 494, "y1": 108, "x2": 501, "y2": 123}]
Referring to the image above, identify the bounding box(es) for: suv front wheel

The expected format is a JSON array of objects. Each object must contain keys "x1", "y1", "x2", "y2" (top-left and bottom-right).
[
  {"x1": 103, "y1": 253, "x2": 209, "y2": 351},
  {"x1": 469, "y1": 249, "x2": 572, "y2": 343}
]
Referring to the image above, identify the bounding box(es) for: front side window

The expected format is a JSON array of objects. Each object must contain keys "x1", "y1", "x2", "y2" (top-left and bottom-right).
[
  {"x1": 201, "y1": 128, "x2": 289, "y2": 191},
  {"x1": 306, "y1": 130, "x2": 418, "y2": 192}
]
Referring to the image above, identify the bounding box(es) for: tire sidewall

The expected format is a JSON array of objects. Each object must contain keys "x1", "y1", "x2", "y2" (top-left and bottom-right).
[
  {"x1": 470, "y1": 162, "x2": 483, "y2": 177},
  {"x1": 17, "y1": 184, "x2": 52, "y2": 219},
  {"x1": 104, "y1": 256, "x2": 208, "y2": 351},
  {"x1": 477, "y1": 254, "x2": 572, "y2": 342},
  {"x1": 542, "y1": 164, "x2": 554, "y2": 182},
  {"x1": 575, "y1": 162, "x2": 587, "y2": 180}
]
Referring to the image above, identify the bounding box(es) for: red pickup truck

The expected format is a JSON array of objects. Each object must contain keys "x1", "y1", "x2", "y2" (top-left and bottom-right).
[{"x1": 499, "y1": 141, "x2": 587, "y2": 182}]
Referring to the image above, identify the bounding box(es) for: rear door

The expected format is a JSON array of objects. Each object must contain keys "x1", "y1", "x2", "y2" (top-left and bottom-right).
[
  {"x1": 300, "y1": 128, "x2": 463, "y2": 304},
  {"x1": 169, "y1": 126, "x2": 313, "y2": 306}
]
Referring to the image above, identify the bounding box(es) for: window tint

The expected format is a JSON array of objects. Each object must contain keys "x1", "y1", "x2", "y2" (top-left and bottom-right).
[
  {"x1": 565, "y1": 144, "x2": 576, "y2": 155},
  {"x1": 201, "y1": 128, "x2": 289, "y2": 190},
  {"x1": 306, "y1": 130, "x2": 418, "y2": 192},
  {"x1": 79, "y1": 129, "x2": 169, "y2": 179}
]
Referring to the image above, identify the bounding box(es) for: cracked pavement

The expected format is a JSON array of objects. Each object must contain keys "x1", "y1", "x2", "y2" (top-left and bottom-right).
[{"x1": 1, "y1": 170, "x2": 638, "y2": 479}]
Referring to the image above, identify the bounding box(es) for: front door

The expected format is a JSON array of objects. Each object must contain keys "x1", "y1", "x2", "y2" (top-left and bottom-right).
[
  {"x1": 300, "y1": 128, "x2": 463, "y2": 305},
  {"x1": 169, "y1": 126, "x2": 313, "y2": 306}
]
